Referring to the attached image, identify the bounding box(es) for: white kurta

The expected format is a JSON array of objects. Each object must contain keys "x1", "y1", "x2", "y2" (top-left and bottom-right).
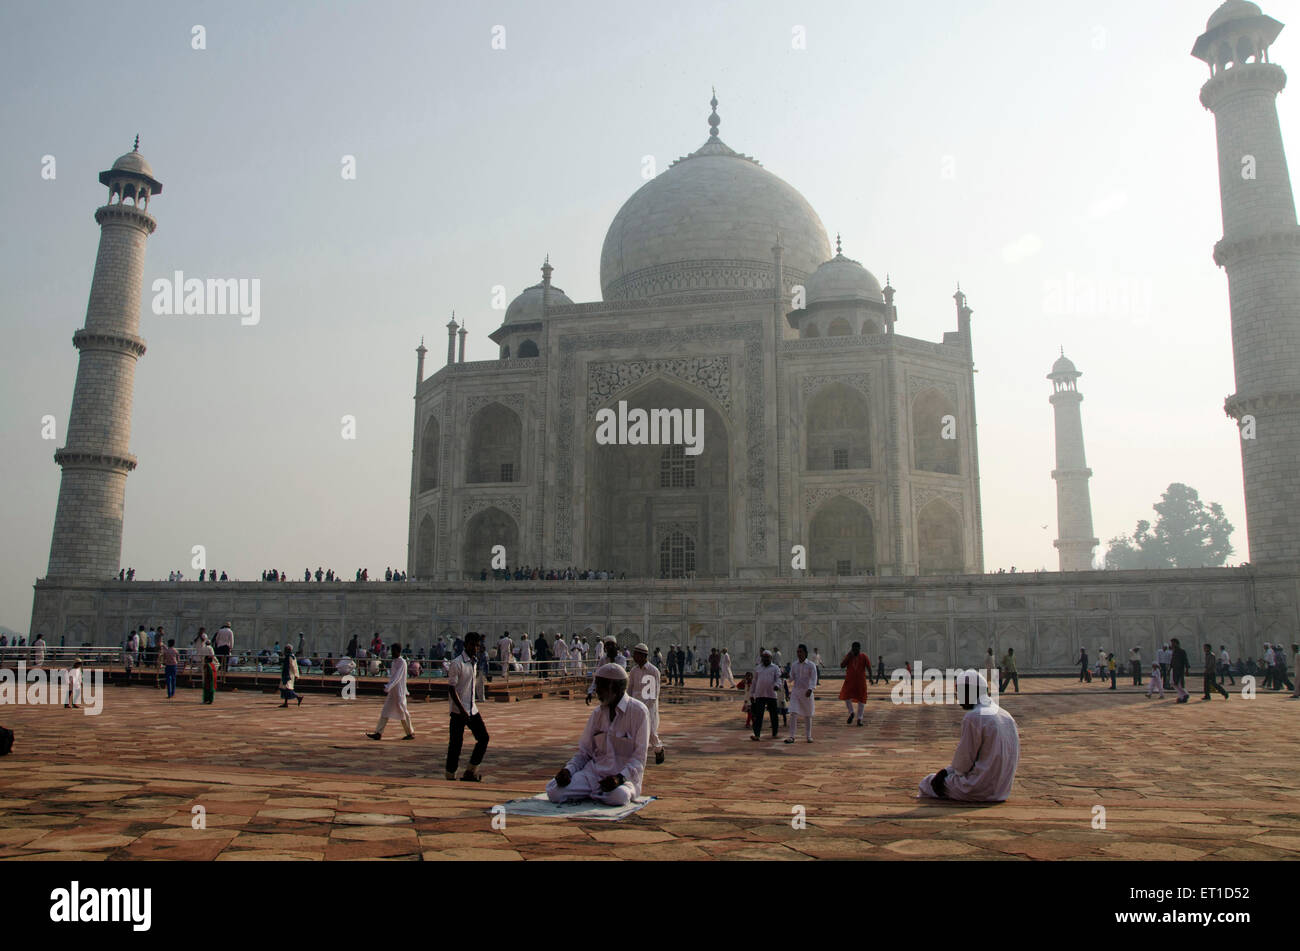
[
  {"x1": 519, "y1": 640, "x2": 532, "y2": 672},
  {"x1": 720, "y1": 654, "x2": 734, "y2": 684},
  {"x1": 546, "y1": 694, "x2": 650, "y2": 806},
  {"x1": 788, "y1": 658, "x2": 818, "y2": 717},
  {"x1": 628, "y1": 662, "x2": 663, "y2": 748},
  {"x1": 32, "y1": 642, "x2": 46, "y2": 666},
  {"x1": 446, "y1": 653, "x2": 479, "y2": 717},
  {"x1": 918, "y1": 702, "x2": 1020, "y2": 802},
  {"x1": 498, "y1": 637, "x2": 513, "y2": 668},
  {"x1": 380, "y1": 656, "x2": 409, "y2": 719}
]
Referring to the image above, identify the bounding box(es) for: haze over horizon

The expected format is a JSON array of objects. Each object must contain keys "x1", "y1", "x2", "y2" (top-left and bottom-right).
[{"x1": 2, "y1": 0, "x2": 1292, "y2": 632}]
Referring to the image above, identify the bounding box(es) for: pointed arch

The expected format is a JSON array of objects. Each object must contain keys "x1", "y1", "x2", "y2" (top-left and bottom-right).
[
  {"x1": 917, "y1": 499, "x2": 963, "y2": 575},
  {"x1": 517, "y1": 339, "x2": 539, "y2": 358},
  {"x1": 419, "y1": 416, "x2": 440, "y2": 493},
  {"x1": 809, "y1": 496, "x2": 875, "y2": 577},
  {"x1": 416, "y1": 514, "x2": 436, "y2": 578},
  {"x1": 806, "y1": 382, "x2": 870, "y2": 471},
  {"x1": 461, "y1": 506, "x2": 519, "y2": 579},
  {"x1": 467, "y1": 402, "x2": 523, "y2": 484},
  {"x1": 912, "y1": 387, "x2": 959, "y2": 474},
  {"x1": 826, "y1": 317, "x2": 853, "y2": 336}
]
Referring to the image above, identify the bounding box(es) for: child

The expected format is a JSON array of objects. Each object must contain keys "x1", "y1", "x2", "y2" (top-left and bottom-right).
[
  {"x1": 1145, "y1": 661, "x2": 1164, "y2": 698},
  {"x1": 741, "y1": 671, "x2": 754, "y2": 729}
]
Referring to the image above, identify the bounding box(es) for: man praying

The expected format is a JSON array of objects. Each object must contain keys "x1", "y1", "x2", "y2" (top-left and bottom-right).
[
  {"x1": 917, "y1": 670, "x2": 1019, "y2": 803},
  {"x1": 547, "y1": 663, "x2": 649, "y2": 806}
]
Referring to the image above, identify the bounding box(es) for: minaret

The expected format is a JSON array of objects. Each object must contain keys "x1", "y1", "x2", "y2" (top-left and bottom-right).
[
  {"x1": 1195, "y1": 1, "x2": 1300, "y2": 563},
  {"x1": 45, "y1": 139, "x2": 161, "y2": 579},
  {"x1": 457, "y1": 317, "x2": 467, "y2": 363},
  {"x1": 1048, "y1": 350, "x2": 1098, "y2": 571},
  {"x1": 445, "y1": 313, "x2": 458, "y2": 366}
]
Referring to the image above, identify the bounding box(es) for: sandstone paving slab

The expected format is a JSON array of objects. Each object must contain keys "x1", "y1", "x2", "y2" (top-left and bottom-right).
[
  {"x1": 2, "y1": 683, "x2": 1298, "y2": 860},
  {"x1": 423, "y1": 847, "x2": 523, "y2": 861},
  {"x1": 329, "y1": 825, "x2": 418, "y2": 842}
]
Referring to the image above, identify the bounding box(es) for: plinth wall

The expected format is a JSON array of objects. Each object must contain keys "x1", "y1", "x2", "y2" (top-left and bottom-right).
[{"x1": 29, "y1": 564, "x2": 1300, "y2": 673}]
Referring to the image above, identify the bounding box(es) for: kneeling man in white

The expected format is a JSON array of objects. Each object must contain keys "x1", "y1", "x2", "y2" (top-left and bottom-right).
[{"x1": 547, "y1": 662, "x2": 649, "y2": 807}]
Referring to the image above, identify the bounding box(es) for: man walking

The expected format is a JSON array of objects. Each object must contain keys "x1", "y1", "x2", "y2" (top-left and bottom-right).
[
  {"x1": 1219, "y1": 645, "x2": 1234, "y2": 686},
  {"x1": 1078, "y1": 648, "x2": 1089, "y2": 683},
  {"x1": 785, "y1": 644, "x2": 818, "y2": 743},
  {"x1": 675, "y1": 645, "x2": 687, "y2": 686},
  {"x1": 497, "y1": 630, "x2": 514, "y2": 674},
  {"x1": 629, "y1": 643, "x2": 665, "y2": 764},
  {"x1": 1158, "y1": 644, "x2": 1171, "y2": 689},
  {"x1": 999, "y1": 647, "x2": 1019, "y2": 694},
  {"x1": 749, "y1": 650, "x2": 782, "y2": 741},
  {"x1": 213, "y1": 621, "x2": 234, "y2": 675},
  {"x1": 1129, "y1": 646, "x2": 1142, "y2": 686},
  {"x1": 719, "y1": 647, "x2": 735, "y2": 688},
  {"x1": 445, "y1": 632, "x2": 489, "y2": 781},
  {"x1": 708, "y1": 648, "x2": 721, "y2": 688},
  {"x1": 1170, "y1": 637, "x2": 1191, "y2": 704},
  {"x1": 1201, "y1": 643, "x2": 1229, "y2": 702}
]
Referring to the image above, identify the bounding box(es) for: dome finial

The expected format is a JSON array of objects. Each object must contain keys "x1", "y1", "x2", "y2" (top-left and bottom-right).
[
  {"x1": 133, "y1": 134, "x2": 140, "y2": 153},
  {"x1": 708, "y1": 88, "x2": 720, "y2": 138},
  {"x1": 835, "y1": 233, "x2": 842, "y2": 256},
  {"x1": 1060, "y1": 344, "x2": 1065, "y2": 357}
]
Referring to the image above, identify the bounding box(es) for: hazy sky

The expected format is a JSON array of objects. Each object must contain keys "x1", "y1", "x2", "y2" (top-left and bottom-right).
[{"x1": 1, "y1": 0, "x2": 1294, "y2": 631}]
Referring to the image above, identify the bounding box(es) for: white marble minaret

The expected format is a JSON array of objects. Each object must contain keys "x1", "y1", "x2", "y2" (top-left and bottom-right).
[
  {"x1": 1049, "y1": 351, "x2": 1098, "y2": 571},
  {"x1": 45, "y1": 139, "x2": 161, "y2": 579},
  {"x1": 1195, "y1": 1, "x2": 1300, "y2": 563}
]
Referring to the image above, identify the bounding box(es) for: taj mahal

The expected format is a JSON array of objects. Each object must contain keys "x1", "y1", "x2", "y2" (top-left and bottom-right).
[
  {"x1": 27, "y1": 1, "x2": 1300, "y2": 670},
  {"x1": 410, "y1": 92, "x2": 982, "y2": 584}
]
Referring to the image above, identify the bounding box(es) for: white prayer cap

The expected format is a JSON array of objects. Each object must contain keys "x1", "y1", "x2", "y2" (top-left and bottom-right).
[
  {"x1": 594, "y1": 663, "x2": 627, "y2": 681},
  {"x1": 955, "y1": 669, "x2": 990, "y2": 705},
  {"x1": 761, "y1": 649, "x2": 772, "y2": 657},
  {"x1": 633, "y1": 643, "x2": 649, "y2": 654}
]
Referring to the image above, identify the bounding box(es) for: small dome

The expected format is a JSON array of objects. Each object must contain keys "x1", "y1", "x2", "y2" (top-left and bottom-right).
[
  {"x1": 504, "y1": 283, "x2": 573, "y2": 325},
  {"x1": 1051, "y1": 353, "x2": 1079, "y2": 376},
  {"x1": 805, "y1": 250, "x2": 883, "y2": 306},
  {"x1": 1207, "y1": 0, "x2": 1262, "y2": 30},
  {"x1": 111, "y1": 150, "x2": 155, "y2": 179}
]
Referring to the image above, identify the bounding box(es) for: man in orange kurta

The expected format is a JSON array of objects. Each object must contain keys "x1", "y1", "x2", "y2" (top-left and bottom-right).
[{"x1": 839, "y1": 642, "x2": 870, "y2": 726}]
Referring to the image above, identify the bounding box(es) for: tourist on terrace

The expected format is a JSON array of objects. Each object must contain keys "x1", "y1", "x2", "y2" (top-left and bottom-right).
[
  {"x1": 839, "y1": 642, "x2": 869, "y2": 726},
  {"x1": 917, "y1": 671, "x2": 1019, "y2": 803},
  {"x1": 719, "y1": 647, "x2": 735, "y2": 688},
  {"x1": 1145, "y1": 661, "x2": 1164, "y2": 698},
  {"x1": 630, "y1": 643, "x2": 665, "y2": 764},
  {"x1": 278, "y1": 644, "x2": 303, "y2": 708},
  {"x1": 366, "y1": 643, "x2": 414, "y2": 740},
  {"x1": 161, "y1": 639, "x2": 180, "y2": 699},
  {"x1": 749, "y1": 650, "x2": 783, "y2": 741},
  {"x1": 786, "y1": 644, "x2": 818, "y2": 744},
  {"x1": 1169, "y1": 638, "x2": 1191, "y2": 703},
  {"x1": 445, "y1": 632, "x2": 488, "y2": 781},
  {"x1": 1201, "y1": 644, "x2": 1229, "y2": 702}
]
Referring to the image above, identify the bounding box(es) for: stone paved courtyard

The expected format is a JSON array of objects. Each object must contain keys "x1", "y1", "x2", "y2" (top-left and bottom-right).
[{"x1": 0, "y1": 676, "x2": 1296, "y2": 861}]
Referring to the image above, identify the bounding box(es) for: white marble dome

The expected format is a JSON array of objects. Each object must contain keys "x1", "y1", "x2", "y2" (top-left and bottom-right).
[
  {"x1": 111, "y1": 150, "x2": 155, "y2": 179},
  {"x1": 504, "y1": 282, "x2": 573, "y2": 325},
  {"x1": 600, "y1": 133, "x2": 831, "y2": 302},
  {"x1": 1207, "y1": 0, "x2": 1262, "y2": 30},
  {"x1": 806, "y1": 248, "x2": 884, "y2": 306}
]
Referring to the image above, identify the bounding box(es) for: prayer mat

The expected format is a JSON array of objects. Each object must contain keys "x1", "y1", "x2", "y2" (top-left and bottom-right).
[{"x1": 490, "y1": 793, "x2": 656, "y2": 821}]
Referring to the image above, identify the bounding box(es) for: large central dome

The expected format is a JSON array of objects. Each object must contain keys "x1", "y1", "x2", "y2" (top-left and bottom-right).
[{"x1": 600, "y1": 99, "x2": 831, "y2": 302}]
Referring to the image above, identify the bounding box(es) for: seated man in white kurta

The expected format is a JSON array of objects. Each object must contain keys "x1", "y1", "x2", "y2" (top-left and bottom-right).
[
  {"x1": 547, "y1": 663, "x2": 649, "y2": 807},
  {"x1": 918, "y1": 670, "x2": 1019, "y2": 803}
]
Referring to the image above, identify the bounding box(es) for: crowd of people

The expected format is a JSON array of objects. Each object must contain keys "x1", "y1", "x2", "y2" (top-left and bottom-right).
[{"x1": 478, "y1": 566, "x2": 628, "y2": 581}]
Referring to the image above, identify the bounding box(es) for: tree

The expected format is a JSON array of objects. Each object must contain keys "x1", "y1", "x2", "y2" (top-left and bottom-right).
[{"x1": 1104, "y1": 483, "x2": 1234, "y2": 569}]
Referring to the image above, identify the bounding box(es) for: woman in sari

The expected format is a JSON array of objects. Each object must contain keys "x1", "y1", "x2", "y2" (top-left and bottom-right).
[
  {"x1": 198, "y1": 634, "x2": 218, "y2": 704},
  {"x1": 279, "y1": 644, "x2": 303, "y2": 708},
  {"x1": 839, "y1": 641, "x2": 869, "y2": 726}
]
